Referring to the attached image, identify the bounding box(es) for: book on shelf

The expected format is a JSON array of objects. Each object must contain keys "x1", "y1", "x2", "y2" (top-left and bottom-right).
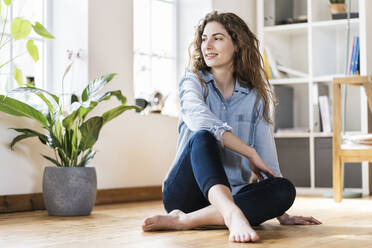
[
  {"x1": 263, "y1": 45, "x2": 308, "y2": 79},
  {"x1": 263, "y1": 51, "x2": 273, "y2": 79},
  {"x1": 276, "y1": 65, "x2": 308, "y2": 78},
  {"x1": 347, "y1": 36, "x2": 360, "y2": 75},
  {"x1": 264, "y1": 46, "x2": 280, "y2": 78},
  {"x1": 313, "y1": 83, "x2": 330, "y2": 132},
  {"x1": 318, "y1": 95, "x2": 332, "y2": 133}
]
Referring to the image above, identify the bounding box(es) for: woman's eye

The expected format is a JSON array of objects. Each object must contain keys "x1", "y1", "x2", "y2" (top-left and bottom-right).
[{"x1": 215, "y1": 37, "x2": 222, "y2": 40}]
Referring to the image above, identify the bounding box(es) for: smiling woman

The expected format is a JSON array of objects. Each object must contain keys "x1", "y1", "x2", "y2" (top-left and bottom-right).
[{"x1": 142, "y1": 11, "x2": 322, "y2": 243}]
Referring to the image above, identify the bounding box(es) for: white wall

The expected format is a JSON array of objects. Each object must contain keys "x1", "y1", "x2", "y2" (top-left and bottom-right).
[
  {"x1": 49, "y1": 0, "x2": 89, "y2": 97},
  {"x1": 0, "y1": 0, "x2": 256, "y2": 195},
  {"x1": 212, "y1": 0, "x2": 256, "y2": 33},
  {"x1": 177, "y1": 0, "x2": 257, "y2": 80}
]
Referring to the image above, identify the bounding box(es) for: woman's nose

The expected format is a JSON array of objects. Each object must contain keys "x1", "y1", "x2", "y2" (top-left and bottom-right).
[{"x1": 205, "y1": 38, "x2": 213, "y2": 49}]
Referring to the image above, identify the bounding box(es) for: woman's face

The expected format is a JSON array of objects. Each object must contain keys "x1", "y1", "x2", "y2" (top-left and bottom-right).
[{"x1": 201, "y1": 21, "x2": 235, "y2": 70}]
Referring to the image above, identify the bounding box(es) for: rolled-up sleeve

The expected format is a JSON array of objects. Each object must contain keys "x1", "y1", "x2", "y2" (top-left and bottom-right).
[
  {"x1": 254, "y1": 103, "x2": 282, "y2": 178},
  {"x1": 179, "y1": 76, "x2": 232, "y2": 144}
]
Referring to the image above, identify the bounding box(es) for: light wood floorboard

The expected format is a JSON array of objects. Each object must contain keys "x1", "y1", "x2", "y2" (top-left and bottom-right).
[{"x1": 1, "y1": 196, "x2": 372, "y2": 248}]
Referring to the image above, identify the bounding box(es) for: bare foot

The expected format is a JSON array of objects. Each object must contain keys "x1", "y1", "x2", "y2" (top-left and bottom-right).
[
  {"x1": 142, "y1": 209, "x2": 187, "y2": 231},
  {"x1": 224, "y1": 209, "x2": 259, "y2": 243}
]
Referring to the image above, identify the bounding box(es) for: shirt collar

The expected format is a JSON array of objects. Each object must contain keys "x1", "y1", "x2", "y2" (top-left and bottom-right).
[{"x1": 201, "y1": 70, "x2": 250, "y2": 95}]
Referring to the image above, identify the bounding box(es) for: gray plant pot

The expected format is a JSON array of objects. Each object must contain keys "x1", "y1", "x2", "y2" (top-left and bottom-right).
[{"x1": 42, "y1": 166, "x2": 97, "y2": 216}]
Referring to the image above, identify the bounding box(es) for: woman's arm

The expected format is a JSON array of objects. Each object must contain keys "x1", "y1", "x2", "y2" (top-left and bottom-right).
[
  {"x1": 221, "y1": 130, "x2": 277, "y2": 180},
  {"x1": 179, "y1": 76, "x2": 232, "y2": 143}
]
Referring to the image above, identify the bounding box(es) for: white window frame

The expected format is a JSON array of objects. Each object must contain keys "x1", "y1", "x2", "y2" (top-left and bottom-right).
[{"x1": 133, "y1": 0, "x2": 177, "y2": 110}]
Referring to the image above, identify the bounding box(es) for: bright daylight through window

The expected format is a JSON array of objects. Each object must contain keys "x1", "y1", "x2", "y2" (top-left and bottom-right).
[
  {"x1": 0, "y1": 0, "x2": 45, "y2": 94},
  {"x1": 133, "y1": 0, "x2": 178, "y2": 116}
]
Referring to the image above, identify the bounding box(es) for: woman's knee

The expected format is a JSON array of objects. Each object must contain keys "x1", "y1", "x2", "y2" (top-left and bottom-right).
[
  {"x1": 272, "y1": 177, "x2": 296, "y2": 213},
  {"x1": 191, "y1": 130, "x2": 216, "y2": 145}
]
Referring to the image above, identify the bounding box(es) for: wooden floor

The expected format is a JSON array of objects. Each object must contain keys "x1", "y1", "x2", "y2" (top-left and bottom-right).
[{"x1": 1, "y1": 196, "x2": 372, "y2": 248}]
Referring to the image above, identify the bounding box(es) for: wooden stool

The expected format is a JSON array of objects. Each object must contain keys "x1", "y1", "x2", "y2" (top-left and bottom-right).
[{"x1": 333, "y1": 76, "x2": 372, "y2": 202}]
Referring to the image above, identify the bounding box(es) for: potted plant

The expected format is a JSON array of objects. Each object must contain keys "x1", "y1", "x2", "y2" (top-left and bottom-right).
[
  {"x1": 0, "y1": 73, "x2": 141, "y2": 216},
  {"x1": 329, "y1": 0, "x2": 346, "y2": 14}
]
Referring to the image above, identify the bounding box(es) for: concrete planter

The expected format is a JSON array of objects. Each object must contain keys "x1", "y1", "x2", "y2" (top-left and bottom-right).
[{"x1": 42, "y1": 167, "x2": 97, "y2": 216}]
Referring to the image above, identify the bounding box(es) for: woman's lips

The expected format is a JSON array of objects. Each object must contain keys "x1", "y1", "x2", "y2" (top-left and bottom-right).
[{"x1": 205, "y1": 53, "x2": 218, "y2": 60}]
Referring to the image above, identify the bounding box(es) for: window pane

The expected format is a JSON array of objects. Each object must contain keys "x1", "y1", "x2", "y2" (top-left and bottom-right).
[
  {"x1": 151, "y1": 57, "x2": 176, "y2": 95},
  {"x1": 13, "y1": 0, "x2": 44, "y2": 38},
  {"x1": 0, "y1": 35, "x2": 11, "y2": 74},
  {"x1": 151, "y1": 0, "x2": 174, "y2": 57},
  {"x1": 0, "y1": 2, "x2": 11, "y2": 33},
  {"x1": 0, "y1": 74, "x2": 13, "y2": 93},
  {"x1": 13, "y1": 39, "x2": 44, "y2": 88},
  {"x1": 134, "y1": 53, "x2": 152, "y2": 98},
  {"x1": 134, "y1": 0, "x2": 150, "y2": 54}
]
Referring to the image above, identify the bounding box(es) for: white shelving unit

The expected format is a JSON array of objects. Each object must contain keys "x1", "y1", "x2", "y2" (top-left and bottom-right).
[{"x1": 257, "y1": 0, "x2": 372, "y2": 195}]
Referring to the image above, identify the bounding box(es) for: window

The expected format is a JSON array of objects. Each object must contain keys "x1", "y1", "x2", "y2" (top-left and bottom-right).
[
  {"x1": 0, "y1": 0, "x2": 46, "y2": 94},
  {"x1": 133, "y1": 0, "x2": 178, "y2": 116}
]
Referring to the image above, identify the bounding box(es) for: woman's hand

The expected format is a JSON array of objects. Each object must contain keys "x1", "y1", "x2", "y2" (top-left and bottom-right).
[
  {"x1": 277, "y1": 213, "x2": 322, "y2": 225},
  {"x1": 221, "y1": 131, "x2": 277, "y2": 180},
  {"x1": 246, "y1": 147, "x2": 277, "y2": 181}
]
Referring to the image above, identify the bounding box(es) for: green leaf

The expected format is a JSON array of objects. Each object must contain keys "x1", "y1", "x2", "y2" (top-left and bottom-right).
[
  {"x1": 71, "y1": 94, "x2": 79, "y2": 104},
  {"x1": 10, "y1": 128, "x2": 48, "y2": 149},
  {"x1": 0, "y1": 95, "x2": 48, "y2": 126},
  {"x1": 3, "y1": 0, "x2": 11, "y2": 6},
  {"x1": 102, "y1": 105, "x2": 140, "y2": 125},
  {"x1": 70, "y1": 90, "x2": 127, "y2": 123},
  {"x1": 62, "y1": 108, "x2": 79, "y2": 130},
  {"x1": 11, "y1": 17, "x2": 32, "y2": 40},
  {"x1": 78, "y1": 150, "x2": 96, "y2": 167},
  {"x1": 71, "y1": 124, "x2": 78, "y2": 158},
  {"x1": 42, "y1": 155, "x2": 62, "y2": 167},
  {"x1": 26, "y1": 40, "x2": 39, "y2": 62},
  {"x1": 78, "y1": 101, "x2": 98, "y2": 120},
  {"x1": 48, "y1": 132, "x2": 62, "y2": 149},
  {"x1": 94, "y1": 90, "x2": 127, "y2": 105},
  {"x1": 79, "y1": 116, "x2": 103, "y2": 151},
  {"x1": 10, "y1": 134, "x2": 34, "y2": 150},
  {"x1": 14, "y1": 67, "x2": 23, "y2": 86},
  {"x1": 57, "y1": 148, "x2": 68, "y2": 166},
  {"x1": 32, "y1": 22, "x2": 54, "y2": 39},
  {"x1": 9, "y1": 87, "x2": 60, "y2": 124},
  {"x1": 81, "y1": 73, "x2": 117, "y2": 102}
]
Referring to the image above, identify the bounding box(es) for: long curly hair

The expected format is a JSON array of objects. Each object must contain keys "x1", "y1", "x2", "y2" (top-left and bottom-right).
[{"x1": 188, "y1": 11, "x2": 277, "y2": 124}]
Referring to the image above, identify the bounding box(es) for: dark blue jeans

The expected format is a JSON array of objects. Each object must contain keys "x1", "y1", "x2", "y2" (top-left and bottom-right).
[{"x1": 163, "y1": 130, "x2": 296, "y2": 226}]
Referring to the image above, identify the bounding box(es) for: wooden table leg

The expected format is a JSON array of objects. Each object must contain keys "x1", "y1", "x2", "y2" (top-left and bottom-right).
[
  {"x1": 333, "y1": 156, "x2": 342, "y2": 202},
  {"x1": 333, "y1": 82, "x2": 342, "y2": 202}
]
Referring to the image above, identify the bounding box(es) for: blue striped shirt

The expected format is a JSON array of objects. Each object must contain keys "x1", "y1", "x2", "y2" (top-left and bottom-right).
[{"x1": 165, "y1": 69, "x2": 282, "y2": 195}]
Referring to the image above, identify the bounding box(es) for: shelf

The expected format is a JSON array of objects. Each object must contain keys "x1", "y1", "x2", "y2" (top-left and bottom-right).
[
  {"x1": 270, "y1": 77, "x2": 309, "y2": 85},
  {"x1": 312, "y1": 18, "x2": 359, "y2": 31},
  {"x1": 313, "y1": 74, "x2": 345, "y2": 82},
  {"x1": 341, "y1": 143, "x2": 372, "y2": 150},
  {"x1": 264, "y1": 23, "x2": 308, "y2": 35},
  {"x1": 313, "y1": 132, "x2": 333, "y2": 137},
  {"x1": 274, "y1": 132, "x2": 310, "y2": 138}
]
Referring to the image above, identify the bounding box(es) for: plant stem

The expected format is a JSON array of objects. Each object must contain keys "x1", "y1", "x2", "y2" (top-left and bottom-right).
[
  {"x1": 0, "y1": 37, "x2": 13, "y2": 50},
  {"x1": 0, "y1": 51, "x2": 27, "y2": 70},
  {"x1": 0, "y1": 6, "x2": 9, "y2": 48},
  {"x1": 53, "y1": 148, "x2": 60, "y2": 166}
]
